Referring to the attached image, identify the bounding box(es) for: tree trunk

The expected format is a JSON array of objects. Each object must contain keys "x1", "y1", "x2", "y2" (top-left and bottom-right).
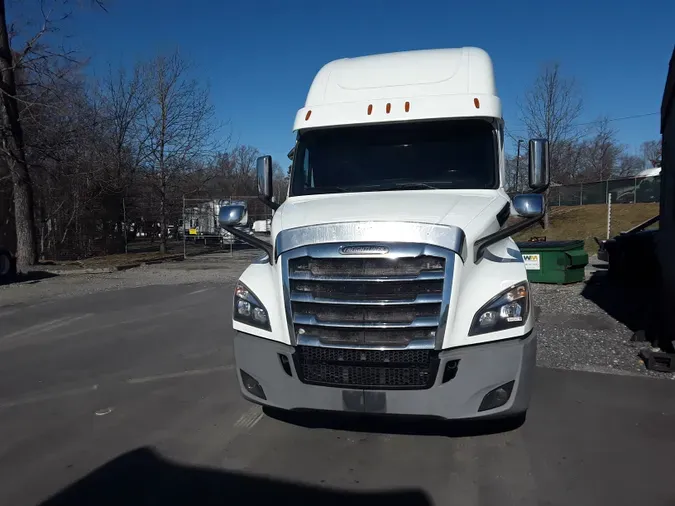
[
  {"x1": 159, "y1": 194, "x2": 167, "y2": 254},
  {"x1": 0, "y1": 0, "x2": 37, "y2": 269}
]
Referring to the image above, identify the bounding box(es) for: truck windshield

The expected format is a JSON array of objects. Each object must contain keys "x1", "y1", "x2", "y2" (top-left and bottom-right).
[{"x1": 290, "y1": 119, "x2": 498, "y2": 196}]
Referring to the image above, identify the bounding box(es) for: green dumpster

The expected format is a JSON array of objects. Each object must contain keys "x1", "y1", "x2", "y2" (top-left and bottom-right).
[{"x1": 515, "y1": 240, "x2": 589, "y2": 284}]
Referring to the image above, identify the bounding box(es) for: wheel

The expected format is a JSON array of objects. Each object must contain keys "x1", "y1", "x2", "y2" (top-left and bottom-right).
[{"x1": 0, "y1": 248, "x2": 16, "y2": 283}]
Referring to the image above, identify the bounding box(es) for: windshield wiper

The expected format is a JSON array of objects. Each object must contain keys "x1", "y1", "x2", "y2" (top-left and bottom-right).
[
  {"x1": 304, "y1": 185, "x2": 351, "y2": 194},
  {"x1": 381, "y1": 182, "x2": 440, "y2": 190}
]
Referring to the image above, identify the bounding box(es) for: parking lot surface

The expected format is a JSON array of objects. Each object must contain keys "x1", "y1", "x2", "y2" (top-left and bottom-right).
[{"x1": 0, "y1": 257, "x2": 674, "y2": 505}]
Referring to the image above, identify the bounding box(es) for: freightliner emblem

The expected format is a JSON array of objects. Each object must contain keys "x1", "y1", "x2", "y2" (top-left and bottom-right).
[{"x1": 338, "y1": 245, "x2": 389, "y2": 255}]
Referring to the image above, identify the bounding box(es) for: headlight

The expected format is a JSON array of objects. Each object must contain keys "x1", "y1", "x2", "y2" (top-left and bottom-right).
[
  {"x1": 233, "y1": 282, "x2": 271, "y2": 331},
  {"x1": 469, "y1": 282, "x2": 529, "y2": 336}
]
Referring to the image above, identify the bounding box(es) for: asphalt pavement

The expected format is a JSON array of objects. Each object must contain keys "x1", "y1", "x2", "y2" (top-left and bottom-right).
[{"x1": 0, "y1": 281, "x2": 674, "y2": 506}]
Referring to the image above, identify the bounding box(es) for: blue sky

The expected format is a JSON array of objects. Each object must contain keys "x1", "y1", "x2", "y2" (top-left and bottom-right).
[{"x1": 52, "y1": 0, "x2": 675, "y2": 163}]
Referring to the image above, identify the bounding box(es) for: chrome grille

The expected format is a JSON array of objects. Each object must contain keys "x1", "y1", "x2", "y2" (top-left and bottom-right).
[{"x1": 285, "y1": 248, "x2": 450, "y2": 349}]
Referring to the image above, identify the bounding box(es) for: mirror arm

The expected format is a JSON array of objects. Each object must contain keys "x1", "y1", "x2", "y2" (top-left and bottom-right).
[
  {"x1": 474, "y1": 214, "x2": 543, "y2": 264},
  {"x1": 259, "y1": 196, "x2": 279, "y2": 211},
  {"x1": 222, "y1": 225, "x2": 273, "y2": 264}
]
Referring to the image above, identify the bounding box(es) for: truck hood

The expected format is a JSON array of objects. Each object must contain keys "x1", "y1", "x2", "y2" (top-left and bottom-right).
[{"x1": 276, "y1": 190, "x2": 508, "y2": 244}]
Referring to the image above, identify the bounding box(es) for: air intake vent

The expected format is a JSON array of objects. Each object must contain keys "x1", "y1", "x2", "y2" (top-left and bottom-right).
[{"x1": 294, "y1": 346, "x2": 439, "y2": 389}]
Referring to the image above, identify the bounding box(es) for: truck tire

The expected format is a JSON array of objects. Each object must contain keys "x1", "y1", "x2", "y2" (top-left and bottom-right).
[{"x1": 0, "y1": 248, "x2": 16, "y2": 283}]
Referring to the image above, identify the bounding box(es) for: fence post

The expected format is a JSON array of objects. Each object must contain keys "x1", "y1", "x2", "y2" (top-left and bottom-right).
[
  {"x1": 579, "y1": 183, "x2": 583, "y2": 205},
  {"x1": 607, "y1": 192, "x2": 612, "y2": 239},
  {"x1": 605, "y1": 180, "x2": 609, "y2": 204},
  {"x1": 182, "y1": 196, "x2": 186, "y2": 260},
  {"x1": 123, "y1": 197, "x2": 128, "y2": 255},
  {"x1": 230, "y1": 195, "x2": 234, "y2": 257},
  {"x1": 633, "y1": 177, "x2": 637, "y2": 204}
]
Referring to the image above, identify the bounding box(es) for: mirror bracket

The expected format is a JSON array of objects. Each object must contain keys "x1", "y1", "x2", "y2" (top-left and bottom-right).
[
  {"x1": 222, "y1": 225, "x2": 273, "y2": 264},
  {"x1": 474, "y1": 193, "x2": 545, "y2": 263},
  {"x1": 218, "y1": 204, "x2": 273, "y2": 263}
]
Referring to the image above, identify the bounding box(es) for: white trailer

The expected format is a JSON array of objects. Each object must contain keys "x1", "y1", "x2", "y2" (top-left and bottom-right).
[
  {"x1": 219, "y1": 48, "x2": 550, "y2": 421},
  {"x1": 252, "y1": 219, "x2": 272, "y2": 233}
]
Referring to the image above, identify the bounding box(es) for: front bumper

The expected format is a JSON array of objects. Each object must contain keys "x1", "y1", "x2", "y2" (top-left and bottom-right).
[{"x1": 233, "y1": 331, "x2": 536, "y2": 420}]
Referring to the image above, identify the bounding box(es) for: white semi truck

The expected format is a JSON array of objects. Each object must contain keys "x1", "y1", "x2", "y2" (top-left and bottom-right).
[{"x1": 219, "y1": 47, "x2": 550, "y2": 421}]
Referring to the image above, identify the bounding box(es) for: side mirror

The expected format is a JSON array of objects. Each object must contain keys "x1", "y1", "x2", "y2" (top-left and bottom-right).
[
  {"x1": 528, "y1": 139, "x2": 550, "y2": 192},
  {"x1": 218, "y1": 205, "x2": 246, "y2": 227},
  {"x1": 257, "y1": 155, "x2": 279, "y2": 210},
  {"x1": 513, "y1": 194, "x2": 544, "y2": 218},
  {"x1": 257, "y1": 155, "x2": 273, "y2": 200}
]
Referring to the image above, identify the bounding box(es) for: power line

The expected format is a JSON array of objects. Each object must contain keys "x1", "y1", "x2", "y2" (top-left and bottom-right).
[
  {"x1": 506, "y1": 111, "x2": 659, "y2": 138},
  {"x1": 575, "y1": 112, "x2": 659, "y2": 127}
]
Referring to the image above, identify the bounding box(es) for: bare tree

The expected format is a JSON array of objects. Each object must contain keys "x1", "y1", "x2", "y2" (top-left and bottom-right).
[
  {"x1": 519, "y1": 63, "x2": 583, "y2": 227},
  {"x1": 228, "y1": 144, "x2": 260, "y2": 195},
  {"x1": 0, "y1": 0, "x2": 105, "y2": 268},
  {"x1": 615, "y1": 154, "x2": 644, "y2": 177},
  {"x1": 101, "y1": 63, "x2": 150, "y2": 184},
  {"x1": 271, "y1": 160, "x2": 287, "y2": 204},
  {"x1": 579, "y1": 117, "x2": 621, "y2": 181},
  {"x1": 138, "y1": 50, "x2": 219, "y2": 254},
  {"x1": 640, "y1": 139, "x2": 662, "y2": 168},
  {"x1": 0, "y1": 1, "x2": 37, "y2": 268}
]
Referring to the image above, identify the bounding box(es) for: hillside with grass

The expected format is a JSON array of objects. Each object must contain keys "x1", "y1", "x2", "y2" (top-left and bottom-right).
[{"x1": 514, "y1": 203, "x2": 660, "y2": 254}]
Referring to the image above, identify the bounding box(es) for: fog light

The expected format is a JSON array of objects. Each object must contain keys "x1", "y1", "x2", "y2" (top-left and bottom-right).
[
  {"x1": 442, "y1": 359, "x2": 460, "y2": 383},
  {"x1": 278, "y1": 354, "x2": 292, "y2": 376},
  {"x1": 478, "y1": 380, "x2": 515, "y2": 412},
  {"x1": 240, "y1": 370, "x2": 266, "y2": 400}
]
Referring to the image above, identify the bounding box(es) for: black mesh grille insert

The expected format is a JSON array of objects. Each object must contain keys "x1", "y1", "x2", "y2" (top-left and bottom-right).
[
  {"x1": 294, "y1": 346, "x2": 438, "y2": 389},
  {"x1": 289, "y1": 256, "x2": 445, "y2": 278}
]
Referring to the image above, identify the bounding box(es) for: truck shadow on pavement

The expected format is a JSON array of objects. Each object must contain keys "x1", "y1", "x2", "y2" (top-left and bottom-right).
[
  {"x1": 263, "y1": 407, "x2": 526, "y2": 437},
  {"x1": 38, "y1": 447, "x2": 432, "y2": 506}
]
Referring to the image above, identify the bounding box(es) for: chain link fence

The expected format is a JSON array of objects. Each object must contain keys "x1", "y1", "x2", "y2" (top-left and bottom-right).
[
  {"x1": 181, "y1": 196, "x2": 273, "y2": 257},
  {"x1": 549, "y1": 175, "x2": 661, "y2": 207}
]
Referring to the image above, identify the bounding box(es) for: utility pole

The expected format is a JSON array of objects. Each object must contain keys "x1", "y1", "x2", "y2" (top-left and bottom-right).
[{"x1": 515, "y1": 139, "x2": 524, "y2": 191}]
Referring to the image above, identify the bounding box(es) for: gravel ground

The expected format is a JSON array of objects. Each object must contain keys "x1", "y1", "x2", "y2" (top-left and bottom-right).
[
  {"x1": 1, "y1": 250, "x2": 672, "y2": 380},
  {"x1": 0, "y1": 250, "x2": 262, "y2": 306},
  {"x1": 532, "y1": 264, "x2": 674, "y2": 379}
]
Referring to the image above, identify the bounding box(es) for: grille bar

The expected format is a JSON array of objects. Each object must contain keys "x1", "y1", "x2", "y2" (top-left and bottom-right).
[
  {"x1": 290, "y1": 292, "x2": 443, "y2": 305},
  {"x1": 293, "y1": 314, "x2": 440, "y2": 328},
  {"x1": 297, "y1": 335, "x2": 436, "y2": 350},
  {"x1": 289, "y1": 271, "x2": 444, "y2": 282},
  {"x1": 295, "y1": 325, "x2": 436, "y2": 348}
]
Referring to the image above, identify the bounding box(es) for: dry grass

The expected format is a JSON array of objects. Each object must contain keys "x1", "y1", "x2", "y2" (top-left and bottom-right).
[
  {"x1": 514, "y1": 203, "x2": 660, "y2": 253},
  {"x1": 46, "y1": 252, "x2": 183, "y2": 270}
]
